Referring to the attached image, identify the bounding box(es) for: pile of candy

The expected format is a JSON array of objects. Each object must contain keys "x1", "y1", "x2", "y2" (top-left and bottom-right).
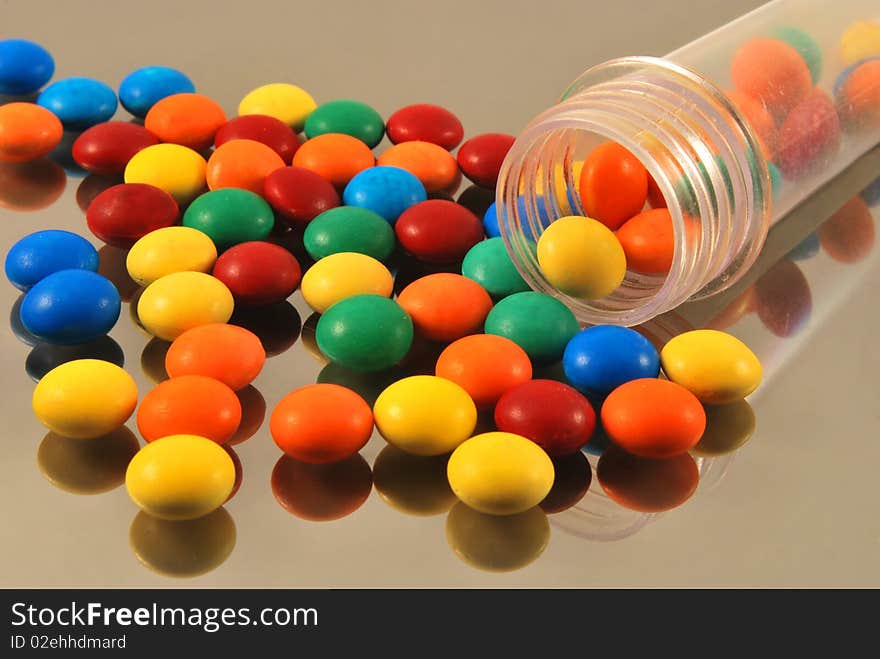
[{"x1": 1, "y1": 36, "x2": 771, "y2": 537}]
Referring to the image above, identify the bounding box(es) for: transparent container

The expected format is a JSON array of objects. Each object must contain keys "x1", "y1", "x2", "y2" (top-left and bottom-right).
[{"x1": 498, "y1": 0, "x2": 880, "y2": 326}]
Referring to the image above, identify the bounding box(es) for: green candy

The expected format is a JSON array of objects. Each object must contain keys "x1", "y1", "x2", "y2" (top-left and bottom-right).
[
  {"x1": 304, "y1": 206, "x2": 396, "y2": 262},
  {"x1": 461, "y1": 238, "x2": 530, "y2": 299},
  {"x1": 304, "y1": 99, "x2": 385, "y2": 148},
  {"x1": 182, "y1": 188, "x2": 274, "y2": 249},
  {"x1": 773, "y1": 26, "x2": 822, "y2": 84},
  {"x1": 316, "y1": 294, "x2": 413, "y2": 372},
  {"x1": 484, "y1": 292, "x2": 579, "y2": 364}
]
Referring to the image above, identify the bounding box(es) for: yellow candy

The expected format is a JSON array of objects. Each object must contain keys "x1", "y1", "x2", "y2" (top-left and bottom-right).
[
  {"x1": 137, "y1": 271, "x2": 233, "y2": 341},
  {"x1": 840, "y1": 20, "x2": 880, "y2": 65},
  {"x1": 238, "y1": 83, "x2": 317, "y2": 130},
  {"x1": 374, "y1": 376, "x2": 477, "y2": 456},
  {"x1": 124, "y1": 143, "x2": 207, "y2": 205},
  {"x1": 447, "y1": 432, "x2": 555, "y2": 515},
  {"x1": 125, "y1": 434, "x2": 235, "y2": 521},
  {"x1": 301, "y1": 252, "x2": 393, "y2": 313},
  {"x1": 126, "y1": 226, "x2": 218, "y2": 286},
  {"x1": 660, "y1": 329, "x2": 762, "y2": 404},
  {"x1": 32, "y1": 360, "x2": 138, "y2": 440},
  {"x1": 691, "y1": 399, "x2": 756, "y2": 457},
  {"x1": 536, "y1": 215, "x2": 626, "y2": 300},
  {"x1": 519, "y1": 162, "x2": 583, "y2": 215}
]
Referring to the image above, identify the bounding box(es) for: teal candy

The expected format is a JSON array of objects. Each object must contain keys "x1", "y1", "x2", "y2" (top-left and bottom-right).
[
  {"x1": 484, "y1": 291, "x2": 579, "y2": 364},
  {"x1": 461, "y1": 238, "x2": 529, "y2": 299},
  {"x1": 773, "y1": 26, "x2": 822, "y2": 84},
  {"x1": 304, "y1": 206, "x2": 396, "y2": 262},
  {"x1": 182, "y1": 188, "x2": 274, "y2": 249},
  {"x1": 304, "y1": 100, "x2": 385, "y2": 148}
]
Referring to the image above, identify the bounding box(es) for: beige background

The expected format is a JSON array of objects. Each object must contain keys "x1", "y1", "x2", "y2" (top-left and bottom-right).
[{"x1": 2, "y1": 0, "x2": 879, "y2": 587}]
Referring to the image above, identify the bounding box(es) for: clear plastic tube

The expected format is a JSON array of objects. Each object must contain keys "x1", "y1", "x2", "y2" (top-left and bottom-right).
[{"x1": 498, "y1": 0, "x2": 880, "y2": 326}]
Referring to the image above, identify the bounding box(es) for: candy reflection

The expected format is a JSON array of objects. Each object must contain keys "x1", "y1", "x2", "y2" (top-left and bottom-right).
[
  {"x1": 300, "y1": 312, "x2": 328, "y2": 365},
  {"x1": 10, "y1": 295, "x2": 40, "y2": 346},
  {"x1": 227, "y1": 385, "x2": 266, "y2": 445},
  {"x1": 394, "y1": 334, "x2": 447, "y2": 378},
  {"x1": 372, "y1": 445, "x2": 455, "y2": 516},
  {"x1": 0, "y1": 158, "x2": 65, "y2": 211},
  {"x1": 271, "y1": 454, "x2": 372, "y2": 522},
  {"x1": 129, "y1": 507, "x2": 236, "y2": 578},
  {"x1": 445, "y1": 502, "x2": 549, "y2": 573},
  {"x1": 140, "y1": 337, "x2": 170, "y2": 383},
  {"x1": 229, "y1": 301, "x2": 301, "y2": 357},
  {"x1": 223, "y1": 445, "x2": 243, "y2": 503},
  {"x1": 317, "y1": 363, "x2": 397, "y2": 407},
  {"x1": 691, "y1": 400, "x2": 756, "y2": 457},
  {"x1": 540, "y1": 452, "x2": 591, "y2": 514},
  {"x1": 863, "y1": 176, "x2": 880, "y2": 206},
  {"x1": 37, "y1": 426, "x2": 140, "y2": 495},
  {"x1": 26, "y1": 335, "x2": 124, "y2": 382},
  {"x1": 456, "y1": 184, "x2": 495, "y2": 219},
  {"x1": 597, "y1": 446, "x2": 699, "y2": 513},
  {"x1": 550, "y1": 488, "x2": 652, "y2": 542},
  {"x1": 787, "y1": 232, "x2": 820, "y2": 261},
  {"x1": 48, "y1": 131, "x2": 88, "y2": 178},
  {"x1": 754, "y1": 259, "x2": 812, "y2": 338},
  {"x1": 76, "y1": 173, "x2": 122, "y2": 212},
  {"x1": 97, "y1": 244, "x2": 139, "y2": 302},
  {"x1": 818, "y1": 196, "x2": 875, "y2": 264}
]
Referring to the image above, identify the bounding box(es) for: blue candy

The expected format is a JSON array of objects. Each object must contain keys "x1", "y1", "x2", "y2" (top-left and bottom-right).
[
  {"x1": 119, "y1": 66, "x2": 195, "y2": 118},
  {"x1": 25, "y1": 335, "x2": 125, "y2": 382},
  {"x1": 483, "y1": 202, "x2": 500, "y2": 238},
  {"x1": 788, "y1": 232, "x2": 820, "y2": 261},
  {"x1": 37, "y1": 77, "x2": 117, "y2": 129},
  {"x1": 563, "y1": 325, "x2": 660, "y2": 397},
  {"x1": 343, "y1": 166, "x2": 427, "y2": 224},
  {"x1": 5, "y1": 230, "x2": 99, "y2": 291},
  {"x1": 20, "y1": 270, "x2": 120, "y2": 345},
  {"x1": 0, "y1": 39, "x2": 54, "y2": 95},
  {"x1": 484, "y1": 196, "x2": 554, "y2": 241}
]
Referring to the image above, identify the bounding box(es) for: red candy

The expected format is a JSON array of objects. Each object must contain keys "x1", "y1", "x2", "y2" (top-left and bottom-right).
[
  {"x1": 86, "y1": 183, "x2": 179, "y2": 248},
  {"x1": 212, "y1": 241, "x2": 302, "y2": 306},
  {"x1": 395, "y1": 199, "x2": 483, "y2": 263},
  {"x1": 776, "y1": 89, "x2": 841, "y2": 179},
  {"x1": 386, "y1": 104, "x2": 464, "y2": 150},
  {"x1": 263, "y1": 165, "x2": 341, "y2": 226},
  {"x1": 456, "y1": 133, "x2": 515, "y2": 188},
  {"x1": 214, "y1": 114, "x2": 300, "y2": 163},
  {"x1": 72, "y1": 122, "x2": 159, "y2": 176},
  {"x1": 494, "y1": 379, "x2": 596, "y2": 457}
]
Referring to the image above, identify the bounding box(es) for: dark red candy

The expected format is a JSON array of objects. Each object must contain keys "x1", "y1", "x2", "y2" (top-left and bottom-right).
[
  {"x1": 212, "y1": 241, "x2": 302, "y2": 306},
  {"x1": 776, "y1": 89, "x2": 841, "y2": 179},
  {"x1": 386, "y1": 104, "x2": 464, "y2": 150},
  {"x1": 86, "y1": 183, "x2": 179, "y2": 248},
  {"x1": 495, "y1": 379, "x2": 596, "y2": 457},
  {"x1": 72, "y1": 121, "x2": 159, "y2": 176},
  {"x1": 263, "y1": 166, "x2": 341, "y2": 226},
  {"x1": 214, "y1": 115, "x2": 300, "y2": 164},
  {"x1": 395, "y1": 199, "x2": 483, "y2": 263},
  {"x1": 457, "y1": 133, "x2": 515, "y2": 188}
]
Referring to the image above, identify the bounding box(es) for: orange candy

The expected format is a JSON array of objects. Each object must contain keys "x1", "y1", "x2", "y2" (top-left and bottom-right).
[
  {"x1": 165, "y1": 323, "x2": 266, "y2": 391},
  {"x1": 206, "y1": 139, "x2": 284, "y2": 193},
  {"x1": 616, "y1": 208, "x2": 675, "y2": 275},
  {"x1": 818, "y1": 196, "x2": 875, "y2": 264},
  {"x1": 137, "y1": 375, "x2": 242, "y2": 444},
  {"x1": 579, "y1": 142, "x2": 648, "y2": 230},
  {"x1": 0, "y1": 102, "x2": 63, "y2": 163},
  {"x1": 270, "y1": 383, "x2": 374, "y2": 464},
  {"x1": 291, "y1": 133, "x2": 374, "y2": 188},
  {"x1": 841, "y1": 60, "x2": 880, "y2": 129},
  {"x1": 397, "y1": 273, "x2": 493, "y2": 343},
  {"x1": 377, "y1": 141, "x2": 459, "y2": 193},
  {"x1": 435, "y1": 334, "x2": 532, "y2": 408},
  {"x1": 145, "y1": 93, "x2": 228, "y2": 151},
  {"x1": 726, "y1": 90, "x2": 778, "y2": 158},
  {"x1": 730, "y1": 38, "x2": 812, "y2": 122},
  {"x1": 601, "y1": 378, "x2": 706, "y2": 459}
]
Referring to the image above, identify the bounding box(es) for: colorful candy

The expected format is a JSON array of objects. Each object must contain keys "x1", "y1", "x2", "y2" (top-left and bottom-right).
[
  {"x1": 386, "y1": 104, "x2": 464, "y2": 150},
  {"x1": 32, "y1": 359, "x2": 137, "y2": 439},
  {"x1": 291, "y1": 133, "x2": 374, "y2": 188},
  {"x1": 214, "y1": 114, "x2": 300, "y2": 163},
  {"x1": 124, "y1": 143, "x2": 207, "y2": 204},
  {"x1": 137, "y1": 375, "x2": 241, "y2": 444},
  {"x1": 840, "y1": 60, "x2": 880, "y2": 129},
  {"x1": 5, "y1": 229, "x2": 98, "y2": 291},
  {"x1": 495, "y1": 380, "x2": 595, "y2": 456},
  {"x1": 86, "y1": 183, "x2": 179, "y2": 248},
  {"x1": 144, "y1": 92, "x2": 227, "y2": 151},
  {"x1": 304, "y1": 99, "x2": 384, "y2": 147},
  {"x1": 484, "y1": 291, "x2": 579, "y2": 364},
  {"x1": 373, "y1": 375, "x2": 477, "y2": 456},
  {"x1": 482, "y1": 202, "x2": 500, "y2": 238},
  {"x1": 456, "y1": 133, "x2": 515, "y2": 188},
  {"x1": 165, "y1": 323, "x2": 265, "y2": 390},
  {"x1": 397, "y1": 273, "x2": 493, "y2": 343},
  {"x1": 315, "y1": 294, "x2": 414, "y2": 372},
  {"x1": 840, "y1": 20, "x2": 880, "y2": 65},
  {"x1": 395, "y1": 200, "x2": 483, "y2": 263},
  {"x1": 270, "y1": 383, "x2": 373, "y2": 463},
  {"x1": 579, "y1": 142, "x2": 648, "y2": 229},
  {"x1": 125, "y1": 434, "x2": 235, "y2": 520},
  {"x1": 118, "y1": 66, "x2": 195, "y2": 118},
  {"x1": 137, "y1": 272, "x2": 233, "y2": 341},
  {"x1": 263, "y1": 165, "x2": 340, "y2": 226},
  {"x1": 0, "y1": 39, "x2": 54, "y2": 95},
  {"x1": 126, "y1": 226, "x2": 217, "y2": 286},
  {"x1": 302, "y1": 252, "x2": 392, "y2": 313},
  {"x1": 212, "y1": 241, "x2": 301, "y2": 306},
  {"x1": 343, "y1": 165, "x2": 427, "y2": 223},
  {"x1": 435, "y1": 334, "x2": 532, "y2": 408},
  {"x1": 377, "y1": 141, "x2": 459, "y2": 193},
  {"x1": 182, "y1": 188, "x2": 274, "y2": 249},
  {"x1": 536, "y1": 215, "x2": 626, "y2": 300},
  {"x1": 775, "y1": 89, "x2": 841, "y2": 178},
  {"x1": 238, "y1": 83, "x2": 316, "y2": 130},
  {"x1": 20, "y1": 270, "x2": 120, "y2": 344},
  {"x1": 37, "y1": 77, "x2": 117, "y2": 129},
  {"x1": 0, "y1": 102, "x2": 63, "y2": 162},
  {"x1": 773, "y1": 26, "x2": 822, "y2": 83},
  {"x1": 205, "y1": 138, "x2": 284, "y2": 193},
  {"x1": 303, "y1": 206, "x2": 395, "y2": 262},
  {"x1": 562, "y1": 325, "x2": 660, "y2": 397},
  {"x1": 615, "y1": 208, "x2": 675, "y2": 274},
  {"x1": 71, "y1": 121, "x2": 159, "y2": 175},
  {"x1": 730, "y1": 37, "x2": 812, "y2": 121},
  {"x1": 461, "y1": 237, "x2": 529, "y2": 298},
  {"x1": 447, "y1": 432, "x2": 555, "y2": 515}
]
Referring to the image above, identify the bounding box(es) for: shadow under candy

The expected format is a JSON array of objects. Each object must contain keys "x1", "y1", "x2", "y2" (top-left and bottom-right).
[
  {"x1": 26, "y1": 335, "x2": 124, "y2": 382},
  {"x1": 596, "y1": 445, "x2": 699, "y2": 514},
  {"x1": 229, "y1": 300, "x2": 301, "y2": 358},
  {"x1": 227, "y1": 385, "x2": 266, "y2": 446},
  {"x1": 10, "y1": 295, "x2": 40, "y2": 346}
]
